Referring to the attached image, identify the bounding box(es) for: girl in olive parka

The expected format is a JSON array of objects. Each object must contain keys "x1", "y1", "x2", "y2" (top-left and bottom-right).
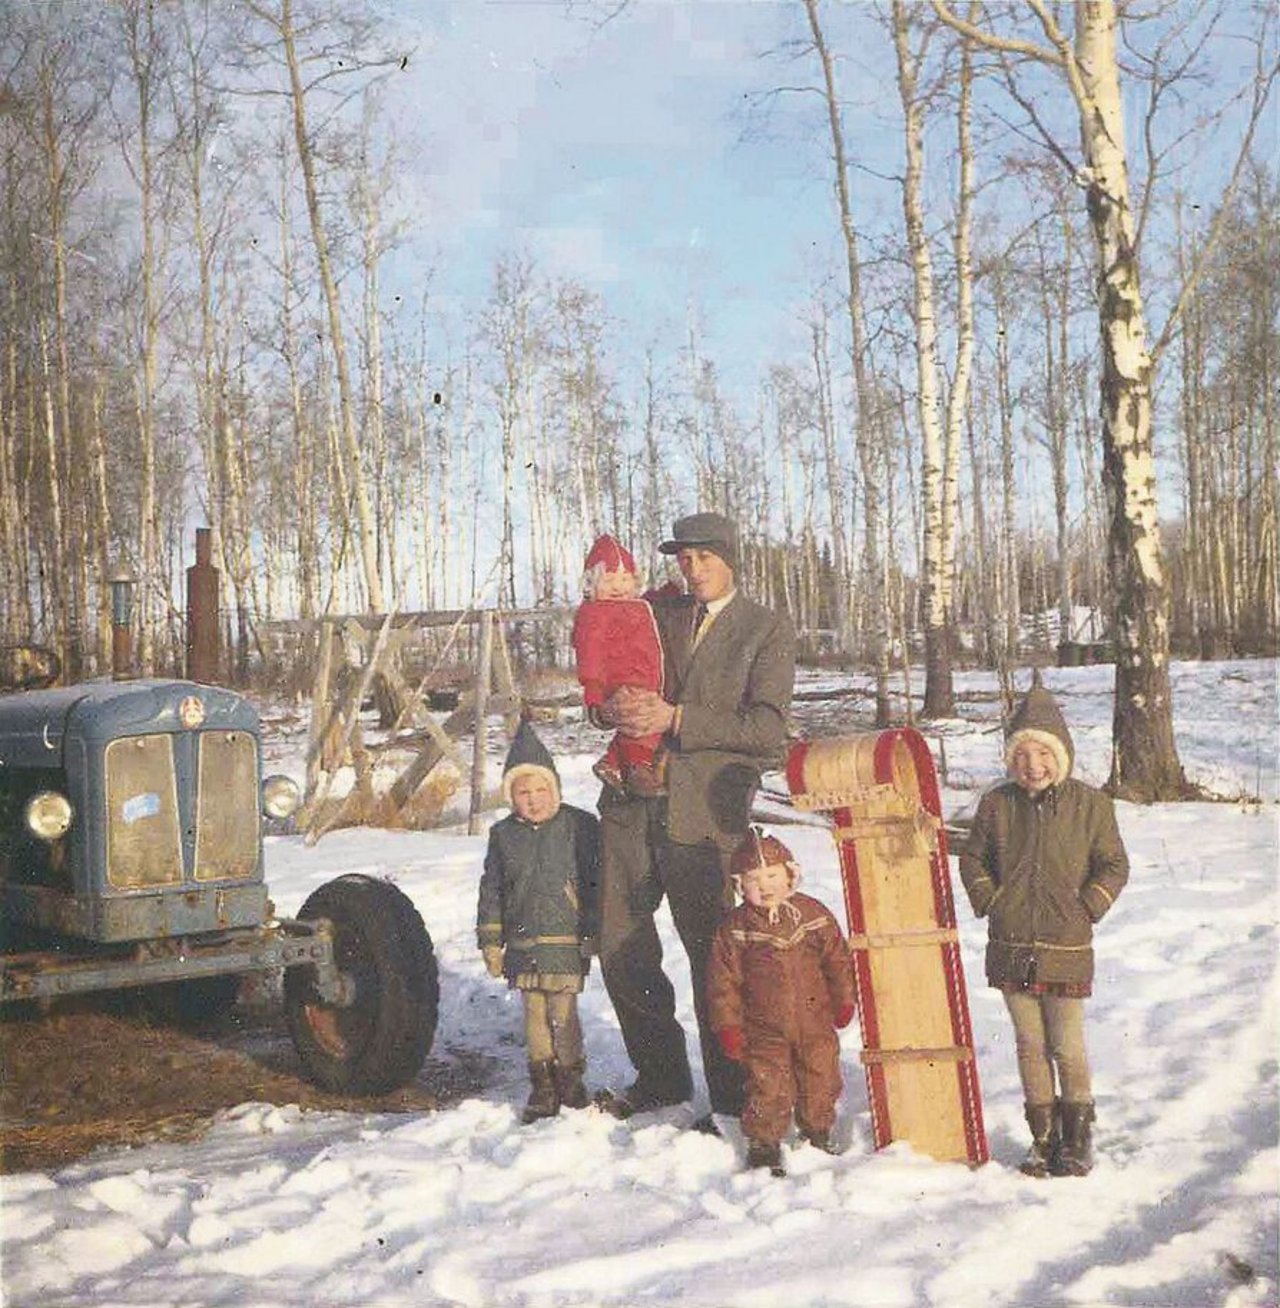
[
  {"x1": 477, "y1": 722, "x2": 601, "y2": 1123},
  {"x1": 960, "y1": 677, "x2": 1128, "y2": 1178}
]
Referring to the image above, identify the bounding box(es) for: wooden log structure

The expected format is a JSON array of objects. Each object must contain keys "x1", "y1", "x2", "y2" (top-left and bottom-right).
[{"x1": 299, "y1": 608, "x2": 527, "y2": 842}]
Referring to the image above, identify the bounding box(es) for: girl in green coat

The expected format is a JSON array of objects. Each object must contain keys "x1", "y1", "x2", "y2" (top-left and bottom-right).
[
  {"x1": 477, "y1": 722, "x2": 601, "y2": 1123},
  {"x1": 960, "y1": 678, "x2": 1129, "y2": 1177}
]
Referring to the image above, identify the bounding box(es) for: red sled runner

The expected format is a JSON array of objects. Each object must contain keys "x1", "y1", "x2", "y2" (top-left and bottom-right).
[{"x1": 786, "y1": 729, "x2": 988, "y2": 1165}]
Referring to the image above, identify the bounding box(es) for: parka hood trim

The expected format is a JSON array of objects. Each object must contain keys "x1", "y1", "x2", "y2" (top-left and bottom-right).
[
  {"x1": 1005, "y1": 682, "x2": 1074, "y2": 782},
  {"x1": 502, "y1": 762, "x2": 561, "y2": 809}
]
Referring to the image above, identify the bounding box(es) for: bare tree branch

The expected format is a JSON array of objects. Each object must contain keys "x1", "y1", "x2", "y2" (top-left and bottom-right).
[
  {"x1": 928, "y1": 0, "x2": 1063, "y2": 65},
  {"x1": 1130, "y1": 3, "x2": 1222, "y2": 248},
  {"x1": 996, "y1": 52, "x2": 1085, "y2": 181},
  {"x1": 1150, "y1": 35, "x2": 1280, "y2": 364}
]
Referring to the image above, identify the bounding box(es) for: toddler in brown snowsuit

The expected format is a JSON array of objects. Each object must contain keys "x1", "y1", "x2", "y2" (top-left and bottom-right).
[{"x1": 707, "y1": 828, "x2": 856, "y2": 1176}]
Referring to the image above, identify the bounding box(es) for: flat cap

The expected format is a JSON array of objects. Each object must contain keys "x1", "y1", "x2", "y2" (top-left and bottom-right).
[{"x1": 657, "y1": 511, "x2": 738, "y2": 569}]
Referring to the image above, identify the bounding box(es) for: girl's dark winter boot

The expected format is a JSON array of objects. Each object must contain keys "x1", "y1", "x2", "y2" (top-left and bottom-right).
[
  {"x1": 522, "y1": 1060, "x2": 560, "y2": 1124},
  {"x1": 1055, "y1": 1101, "x2": 1095, "y2": 1176},
  {"x1": 1019, "y1": 1102, "x2": 1060, "y2": 1178},
  {"x1": 554, "y1": 1059, "x2": 590, "y2": 1109}
]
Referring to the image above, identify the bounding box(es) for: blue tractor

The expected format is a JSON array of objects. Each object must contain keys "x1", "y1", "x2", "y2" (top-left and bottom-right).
[{"x1": 0, "y1": 679, "x2": 438, "y2": 1095}]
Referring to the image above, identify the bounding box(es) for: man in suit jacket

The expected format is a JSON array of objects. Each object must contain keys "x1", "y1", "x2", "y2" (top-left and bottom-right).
[{"x1": 594, "y1": 511, "x2": 796, "y2": 1126}]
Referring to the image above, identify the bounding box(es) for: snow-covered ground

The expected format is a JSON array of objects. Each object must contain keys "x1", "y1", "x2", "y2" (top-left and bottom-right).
[{"x1": 2, "y1": 658, "x2": 1276, "y2": 1308}]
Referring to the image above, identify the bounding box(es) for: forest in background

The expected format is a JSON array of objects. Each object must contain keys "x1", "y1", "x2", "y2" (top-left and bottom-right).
[{"x1": 0, "y1": 1, "x2": 1276, "y2": 796}]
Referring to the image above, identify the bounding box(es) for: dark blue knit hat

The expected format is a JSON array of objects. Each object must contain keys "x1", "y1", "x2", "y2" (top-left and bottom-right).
[{"x1": 501, "y1": 721, "x2": 560, "y2": 805}]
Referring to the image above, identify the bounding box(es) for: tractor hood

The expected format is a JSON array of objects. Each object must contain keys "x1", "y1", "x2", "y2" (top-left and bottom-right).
[{"x1": 0, "y1": 679, "x2": 259, "y2": 769}]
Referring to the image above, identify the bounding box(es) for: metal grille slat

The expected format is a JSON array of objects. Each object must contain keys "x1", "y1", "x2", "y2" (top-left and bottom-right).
[
  {"x1": 195, "y1": 731, "x2": 259, "y2": 882},
  {"x1": 105, "y1": 736, "x2": 183, "y2": 888}
]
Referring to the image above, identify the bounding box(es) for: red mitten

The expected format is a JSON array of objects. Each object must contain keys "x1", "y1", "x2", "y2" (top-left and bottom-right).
[
  {"x1": 834, "y1": 1002, "x2": 856, "y2": 1030},
  {"x1": 717, "y1": 1027, "x2": 745, "y2": 1062}
]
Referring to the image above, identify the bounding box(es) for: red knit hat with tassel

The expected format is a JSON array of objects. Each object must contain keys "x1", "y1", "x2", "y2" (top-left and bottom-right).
[{"x1": 584, "y1": 534, "x2": 637, "y2": 576}]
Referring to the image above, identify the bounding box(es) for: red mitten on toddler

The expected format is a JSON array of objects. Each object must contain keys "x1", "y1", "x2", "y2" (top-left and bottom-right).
[{"x1": 717, "y1": 1027, "x2": 745, "y2": 1061}]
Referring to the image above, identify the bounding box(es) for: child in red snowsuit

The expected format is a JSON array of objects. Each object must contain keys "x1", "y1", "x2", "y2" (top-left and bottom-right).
[
  {"x1": 571, "y1": 534, "x2": 665, "y2": 792},
  {"x1": 708, "y1": 829, "x2": 856, "y2": 1176}
]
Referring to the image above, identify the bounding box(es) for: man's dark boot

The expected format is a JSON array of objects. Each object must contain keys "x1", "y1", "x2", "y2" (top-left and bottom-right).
[
  {"x1": 594, "y1": 1079, "x2": 689, "y2": 1120},
  {"x1": 1019, "y1": 1102, "x2": 1059, "y2": 1178},
  {"x1": 522, "y1": 1060, "x2": 560, "y2": 1124},
  {"x1": 554, "y1": 1059, "x2": 590, "y2": 1110},
  {"x1": 1055, "y1": 1101, "x2": 1095, "y2": 1176}
]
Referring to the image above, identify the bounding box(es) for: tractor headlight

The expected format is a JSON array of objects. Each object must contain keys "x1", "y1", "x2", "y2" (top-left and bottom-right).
[
  {"x1": 25, "y1": 790, "x2": 74, "y2": 841},
  {"x1": 261, "y1": 774, "x2": 301, "y2": 819}
]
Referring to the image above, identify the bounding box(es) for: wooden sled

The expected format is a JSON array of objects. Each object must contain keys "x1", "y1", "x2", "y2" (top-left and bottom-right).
[{"x1": 786, "y1": 729, "x2": 988, "y2": 1165}]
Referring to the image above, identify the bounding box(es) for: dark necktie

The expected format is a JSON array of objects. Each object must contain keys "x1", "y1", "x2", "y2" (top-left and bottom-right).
[{"x1": 692, "y1": 603, "x2": 709, "y2": 643}]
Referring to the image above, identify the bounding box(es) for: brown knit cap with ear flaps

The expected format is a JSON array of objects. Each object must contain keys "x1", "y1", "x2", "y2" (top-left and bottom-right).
[
  {"x1": 730, "y1": 827, "x2": 799, "y2": 884},
  {"x1": 1005, "y1": 680, "x2": 1074, "y2": 783}
]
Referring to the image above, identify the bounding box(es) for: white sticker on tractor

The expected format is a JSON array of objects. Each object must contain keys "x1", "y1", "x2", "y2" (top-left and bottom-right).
[{"x1": 122, "y1": 792, "x2": 161, "y2": 823}]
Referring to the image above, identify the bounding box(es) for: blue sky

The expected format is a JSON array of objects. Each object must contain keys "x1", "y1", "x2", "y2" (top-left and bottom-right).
[
  {"x1": 375, "y1": 1, "x2": 891, "y2": 390},
  {"x1": 346, "y1": 0, "x2": 1276, "y2": 547}
]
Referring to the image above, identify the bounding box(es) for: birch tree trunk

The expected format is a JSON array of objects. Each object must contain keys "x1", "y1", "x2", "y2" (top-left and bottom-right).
[
  {"x1": 931, "y1": 0, "x2": 1190, "y2": 797},
  {"x1": 37, "y1": 320, "x2": 68, "y2": 665},
  {"x1": 773, "y1": 375, "x2": 798, "y2": 622},
  {"x1": 641, "y1": 352, "x2": 666, "y2": 582},
  {"x1": 178, "y1": 4, "x2": 232, "y2": 667},
  {"x1": 993, "y1": 265, "x2": 1020, "y2": 662},
  {"x1": 1258, "y1": 168, "x2": 1279, "y2": 643},
  {"x1": 1073, "y1": 3, "x2": 1187, "y2": 796},
  {"x1": 940, "y1": 9, "x2": 977, "y2": 644},
  {"x1": 88, "y1": 368, "x2": 113, "y2": 669},
  {"x1": 810, "y1": 312, "x2": 850, "y2": 653},
  {"x1": 892, "y1": 0, "x2": 953, "y2": 718},
  {"x1": 355, "y1": 139, "x2": 390, "y2": 602},
  {"x1": 452, "y1": 353, "x2": 479, "y2": 608},
  {"x1": 1033, "y1": 213, "x2": 1073, "y2": 648},
  {"x1": 39, "y1": 65, "x2": 74, "y2": 671},
  {"x1": 485, "y1": 256, "x2": 536, "y2": 610},
  {"x1": 267, "y1": 0, "x2": 384, "y2": 613},
  {"x1": 1174, "y1": 193, "x2": 1207, "y2": 653},
  {"x1": 965, "y1": 407, "x2": 997, "y2": 666},
  {"x1": 0, "y1": 283, "x2": 27, "y2": 642},
  {"x1": 754, "y1": 390, "x2": 775, "y2": 611},
  {"x1": 121, "y1": 0, "x2": 162, "y2": 673},
  {"x1": 1074, "y1": 357, "x2": 1106, "y2": 629},
  {"x1": 803, "y1": 0, "x2": 891, "y2": 721},
  {"x1": 277, "y1": 138, "x2": 319, "y2": 619}
]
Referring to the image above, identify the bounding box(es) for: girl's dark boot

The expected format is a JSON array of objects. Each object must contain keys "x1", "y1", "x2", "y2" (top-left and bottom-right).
[
  {"x1": 522, "y1": 1060, "x2": 560, "y2": 1124},
  {"x1": 1019, "y1": 1102, "x2": 1060, "y2": 1178},
  {"x1": 1055, "y1": 1101, "x2": 1095, "y2": 1176},
  {"x1": 554, "y1": 1059, "x2": 590, "y2": 1109}
]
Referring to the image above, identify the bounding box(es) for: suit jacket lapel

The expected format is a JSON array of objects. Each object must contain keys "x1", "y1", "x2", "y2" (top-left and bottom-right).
[{"x1": 683, "y1": 592, "x2": 743, "y2": 688}]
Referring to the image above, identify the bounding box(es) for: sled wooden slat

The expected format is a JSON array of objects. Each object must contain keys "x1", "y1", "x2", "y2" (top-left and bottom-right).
[
  {"x1": 787, "y1": 729, "x2": 988, "y2": 1166},
  {"x1": 848, "y1": 927, "x2": 959, "y2": 950},
  {"x1": 859, "y1": 1046, "x2": 973, "y2": 1065}
]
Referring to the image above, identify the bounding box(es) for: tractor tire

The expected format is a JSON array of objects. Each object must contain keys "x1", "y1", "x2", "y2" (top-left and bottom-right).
[{"x1": 283, "y1": 874, "x2": 438, "y2": 1095}]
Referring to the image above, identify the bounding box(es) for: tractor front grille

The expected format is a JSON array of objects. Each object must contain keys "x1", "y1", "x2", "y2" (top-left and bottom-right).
[
  {"x1": 194, "y1": 730, "x2": 259, "y2": 881},
  {"x1": 104, "y1": 729, "x2": 260, "y2": 890},
  {"x1": 104, "y1": 734, "x2": 183, "y2": 889}
]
